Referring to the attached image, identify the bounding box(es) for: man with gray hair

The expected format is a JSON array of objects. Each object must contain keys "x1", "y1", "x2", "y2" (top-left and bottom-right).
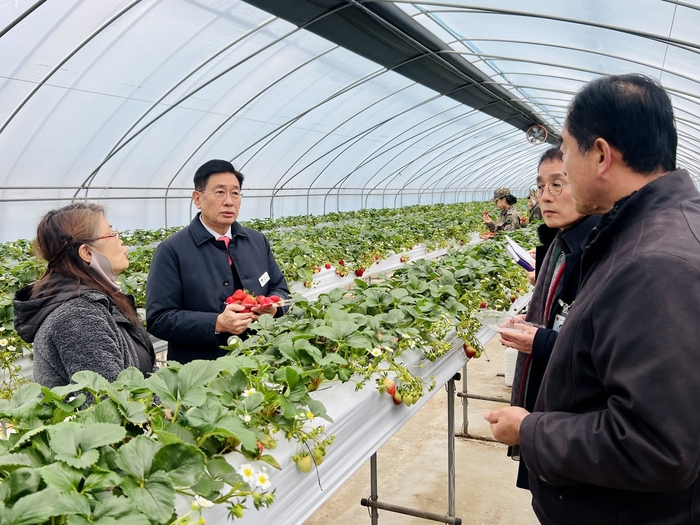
[{"x1": 485, "y1": 74, "x2": 700, "y2": 523}]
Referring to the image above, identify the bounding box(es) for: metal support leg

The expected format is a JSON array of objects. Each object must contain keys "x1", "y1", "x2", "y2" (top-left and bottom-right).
[
  {"x1": 370, "y1": 453, "x2": 378, "y2": 525},
  {"x1": 461, "y1": 364, "x2": 469, "y2": 437},
  {"x1": 447, "y1": 378, "x2": 456, "y2": 517}
]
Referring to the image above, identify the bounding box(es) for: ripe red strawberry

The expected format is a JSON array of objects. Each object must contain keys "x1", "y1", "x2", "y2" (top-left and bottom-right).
[
  {"x1": 355, "y1": 269, "x2": 364, "y2": 277},
  {"x1": 392, "y1": 392, "x2": 403, "y2": 405},
  {"x1": 241, "y1": 296, "x2": 258, "y2": 309},
  {"x1": 258, "y1": 298, "x2": 274, "y2": 308},
  {"x1": 231, "y1": 289, "x2": 247, "y2": 301},
  {"x1": 480, "y1": 302, "x2": 487, "y2": 309},
  {"x1": 225, "y1": 296, "x2": 236, "y2": 304},
  {"x1": 256, "y1": 441, "x2": 264, "y2": 459},
  {"x1": 373, "y1": 254, "x2": 379, "y2": 261},
  {"x1": 383, "y1": 378, "x2": 396, "y2": 397},
  {"x1": 463, "y1": 343, "x2": 477, "y2": 359},
  {"x1": 268, "y1": 295, "x2": 280, "y2": 303},
  {"x1": 257, "y1": 295, "x2": 266, "y2": 303},
  {"x1": 510, "y1": 295, "x2": 517, "y2": 303},
  {"x1": 338, "y1": 259, "x2": 345, "y2": 266},
  {"x1": 325, "y1": 263, "x2": 332, "y2": 269}
]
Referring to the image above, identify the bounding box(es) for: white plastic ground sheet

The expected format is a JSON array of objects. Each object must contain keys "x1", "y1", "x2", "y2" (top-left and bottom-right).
[{"x1": 185, "y1": 332, "x2": 469, "y2": 524}]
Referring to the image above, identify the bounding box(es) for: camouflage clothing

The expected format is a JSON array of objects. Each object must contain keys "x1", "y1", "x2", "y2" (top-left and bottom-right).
[
  {"x1": 487, "y1": 206, "x2": 522, "y2": 232},
  {"x1": 528, "y1": 201, "x2": 543, "y2": 222},
  {"x1": 492, "y1": 187, "x2": 513, "y2": 202}
]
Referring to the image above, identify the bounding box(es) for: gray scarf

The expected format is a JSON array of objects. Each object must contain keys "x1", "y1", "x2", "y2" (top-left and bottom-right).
[{"x1": 511, "y1": 231, "x2": 563, "y2": 405}]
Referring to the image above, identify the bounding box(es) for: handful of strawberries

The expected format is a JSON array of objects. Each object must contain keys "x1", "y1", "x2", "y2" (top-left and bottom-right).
[{"x1": 225, "y1": 289, "x2": 280, "y2": 312}]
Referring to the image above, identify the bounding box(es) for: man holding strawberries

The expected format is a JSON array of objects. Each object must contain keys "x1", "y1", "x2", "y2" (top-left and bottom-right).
[{"x1": 146, "y1": 159, "x2": 290, "y2": 364}]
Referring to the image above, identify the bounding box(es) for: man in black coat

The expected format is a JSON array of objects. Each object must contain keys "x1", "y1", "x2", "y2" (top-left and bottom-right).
[
  {"x1": 146, "y1": 160, "x2": 290, "y2": 364},
  {"x1": 485, "y1": 74, "x2": 700, "y2": 524}
]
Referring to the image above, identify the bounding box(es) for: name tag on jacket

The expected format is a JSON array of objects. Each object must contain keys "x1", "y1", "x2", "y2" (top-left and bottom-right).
[{"x1": 259, "y1": 271, "x2": 270, "y2": 286}]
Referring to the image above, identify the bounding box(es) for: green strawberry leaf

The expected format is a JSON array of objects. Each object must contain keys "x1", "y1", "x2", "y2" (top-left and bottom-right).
[
  {"x1": 0, "y1": 453, "x2": 33, "y2": 472},
  {"x1": 2, "y1": 487, "x2": 61, "y2": 525},
  {"x1": 120, "y1": 471, "x2": 175, "y2": 523},
  {"x1": 39, "y1": 462, "x2": 82, "y2": 492},
  {"x1": 71, "y1": 371, "x2": 109, "y2": 393},
  {"x1": 2, "y1": 467, "x2": 43, "y2": 504},
  {"x1": 104, "y1": 386, "x2": 148, "y2": 424},
  {"x1": 52, "y1": 491, "x2": 91, "y2": 516},
  {"x1": 151, "y1": 443, "x2": 205, "y2": 488},
  {"x1": 4, "y1": 383, "x2": 41, "y2": 420},
  {"x1": 48, "y1": 422, "x2": 125, "y2": 469},
  {"x1": 259, "y1": 454, "x2": 282, "y2": 470},
  {"x1": 115, "y1": 435, "x2": 161, "y2": 480},
  {"x1": 82, "y1": 471, "x2": 123, "y2": 493}
]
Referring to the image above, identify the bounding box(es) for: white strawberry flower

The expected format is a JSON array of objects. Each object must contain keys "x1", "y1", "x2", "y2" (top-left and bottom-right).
[
  {"x1": 237, "y1": 463, "x2": 255, "y2": 483},
  {"x1": 242, "y1": 387, "x2": 256, "y2": 397},
  {"x1": 239, "y1": 413, "x2": 252, "y2": 423},
  {"x1": 255, "y1": 468, "x2": 271, "y2": 490},
  {"x1": 193, "y1": 495, "x2": 214, "y2": 509},
  {"x1": 0, "y1": 339, "x2": 7, "y2": 347},
  {"x1": 7, "y1": 345, "x2": 15, "y2": 352},
  {"x1": 370, "y1": 347, "x2": 382, "y2": 357}
]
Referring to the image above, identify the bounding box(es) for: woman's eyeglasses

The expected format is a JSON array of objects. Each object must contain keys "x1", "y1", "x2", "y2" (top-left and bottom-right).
[{"x1": 92, "y1": 229, "x2": 119, "y2": 242}]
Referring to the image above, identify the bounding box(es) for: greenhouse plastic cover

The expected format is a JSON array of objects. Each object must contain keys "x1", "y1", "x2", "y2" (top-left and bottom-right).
[{"x1": 1, "y1": 0, "x2": 699, "y2": 242}]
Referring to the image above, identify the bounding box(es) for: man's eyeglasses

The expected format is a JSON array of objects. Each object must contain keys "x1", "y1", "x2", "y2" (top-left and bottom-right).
[
  {"x1": 92, "y1": 229, "x2": 119, "y2": 242},
  {"x1": 535, "y1": 182, "x2": 567, "y2": 198},
  {"x1": 199, "y1": 190, "x2": 243, "y2": 201}
]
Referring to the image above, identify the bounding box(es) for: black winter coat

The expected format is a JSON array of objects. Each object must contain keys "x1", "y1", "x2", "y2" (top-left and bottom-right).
[
  {"x1": 146, "y1": 214, "x2": 290, "y2": 364},
  {"x1": 520, "y1": 169, "x2": 700, "y2": 524}
]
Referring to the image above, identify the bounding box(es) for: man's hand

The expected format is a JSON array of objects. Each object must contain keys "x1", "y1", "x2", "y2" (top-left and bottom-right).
[
  {"x1": 250, "y1": 304, "x2": 277, "y2": 320},
  {"x1": 499, "y1": 325, "x2": 539, "y2": 354},
  {"x1": 484, "y1": 407, "x2": 529, "y2": 446},
  {"x1": 216, "y1": 303, "x2": 253, "y2": 335}
]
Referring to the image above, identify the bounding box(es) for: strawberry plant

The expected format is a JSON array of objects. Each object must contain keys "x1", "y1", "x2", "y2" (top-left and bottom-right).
[{"x1": 0, "y1": 354, "x2": 341, "y2": 523}]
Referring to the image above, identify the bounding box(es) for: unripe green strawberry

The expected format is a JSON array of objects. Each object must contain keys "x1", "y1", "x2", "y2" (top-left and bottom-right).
[
  {"x1": 296, "y1": 455, "x2": 313, "y2": 473},
  {"x1": 231, "y1": 504, "x2": 245, "y2": 518},
  {"x1": 312, "y1": 447, "x2": 326, "y2": 466},
  {"x1": 403, "y1": 394, "x2": 416, "y2": 407}
]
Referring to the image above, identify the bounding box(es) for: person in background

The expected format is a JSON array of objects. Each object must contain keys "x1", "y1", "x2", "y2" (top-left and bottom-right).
[
  {"x1": 497, "y1": 146, "x2": 599, "y2": 489},
  {"x1": 483, "y1": 187, "x2": 521, "y2": 232},
  {"x1": 485, "y1": 74, "x2": 700, "y2": 524},
  {"x1": 13, "y1": 203, "x2": 156, "y2": 389},
  {"x1": 146, "y1": 159, "x2": 290, "y2": 364},
  {"x1": 527, "y1": 188, "x2": 543, "y2": 223}
]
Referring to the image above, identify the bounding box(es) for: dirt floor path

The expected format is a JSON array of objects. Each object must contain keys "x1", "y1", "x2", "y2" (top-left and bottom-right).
[{"x1": 304, "y1": 335, "x2": 541, "y2": 525}]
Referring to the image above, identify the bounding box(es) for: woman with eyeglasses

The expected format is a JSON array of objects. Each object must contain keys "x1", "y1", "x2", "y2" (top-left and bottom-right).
[
  {"x1": 484, "y1": 187, "x2": 522, "y2": 232},
  {"x1": 13, "y1": 203, "x2": 156, "y2": 391}
]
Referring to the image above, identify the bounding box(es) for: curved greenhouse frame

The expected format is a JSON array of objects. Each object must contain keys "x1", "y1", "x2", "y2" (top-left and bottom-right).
[{"x1": 1, "y1": 0, "x2": 699, "y2": 241}]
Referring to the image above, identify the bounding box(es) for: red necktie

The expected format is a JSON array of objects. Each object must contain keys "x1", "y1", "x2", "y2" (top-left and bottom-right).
[{"x1": 217, "y1": 236, "x2": 232, "y2": 265}]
